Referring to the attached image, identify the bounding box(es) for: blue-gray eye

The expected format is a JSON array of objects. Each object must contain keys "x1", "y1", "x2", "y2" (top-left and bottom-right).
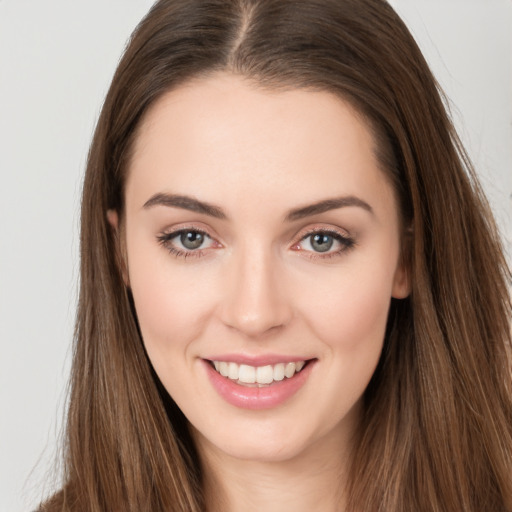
[
  {"x1": 310, "y1": 233, "x2": 334, "y2": 252},
  {"x1": 180, "y1": 231, "x2": 204, "y2": 249}
]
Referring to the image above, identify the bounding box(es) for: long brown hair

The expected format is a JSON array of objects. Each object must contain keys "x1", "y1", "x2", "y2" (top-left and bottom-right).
[{"x1": 41, "y1": 0, "x2": 512, "y2": 510}]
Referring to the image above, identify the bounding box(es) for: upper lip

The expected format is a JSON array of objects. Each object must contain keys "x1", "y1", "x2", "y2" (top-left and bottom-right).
[{"x1": 203, "y1": 354, "x2": 315, "y2": 366}]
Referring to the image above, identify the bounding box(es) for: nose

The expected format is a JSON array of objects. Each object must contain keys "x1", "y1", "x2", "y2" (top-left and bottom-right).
[{"x1": 218, "y1": 245, "x2": 293, "y2": 338}]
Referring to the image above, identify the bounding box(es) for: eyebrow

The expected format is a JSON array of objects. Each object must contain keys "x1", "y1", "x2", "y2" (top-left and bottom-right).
[
  {"x1": 285, "y1": 196, "x2": 374, "y2": 221},
  {"x1": 143, "y1": 192, "x2": 373, "y2": 221},
  {"x1": 143, "y1": 193, "x2": 227, "y2": 219}
]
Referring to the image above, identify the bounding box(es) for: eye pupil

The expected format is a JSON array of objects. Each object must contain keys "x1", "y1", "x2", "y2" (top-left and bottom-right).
[
  {"x1": 180, "y1": 231, "x2": 204, "y2": 250},
  {"x1": 311, "y1": 233, "x2": 334, "y2": 252}
]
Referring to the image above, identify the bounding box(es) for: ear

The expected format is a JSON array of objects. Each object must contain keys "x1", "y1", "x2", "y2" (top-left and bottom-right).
[
  {"x1": 107, "y1": 209, "x2": 119, "y2": 230},
  {"x1": 391, "y1": 260, "x2": 410, "y2": 299},
  {"x1": 392, "y1": 229, "x2": 412, "y2": 299},
  {"x1": 107, "y1": 209, "x2": 129, "y2": 286}
]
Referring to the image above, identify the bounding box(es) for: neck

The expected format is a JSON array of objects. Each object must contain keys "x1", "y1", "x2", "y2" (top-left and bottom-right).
[{"x1": 197, "y1": 428, "x2": 353, "y2": 512}]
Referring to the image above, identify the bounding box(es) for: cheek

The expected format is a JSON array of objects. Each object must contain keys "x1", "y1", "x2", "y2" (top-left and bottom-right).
[
  {"x1": 295, "y1": 257, "x2": 395, "y2": 358},
  {"x1": 126, "y1": 238, "x2": 217, "y2": 360},
  {"x1": 127, "y1": 259, "x2": 221, "y2": 406},
  {"x1": 327, "y1": 275, "x2": 389, "y2": 341},
  {"x1": 293, "y1": 263, "x2": 393, "y2": 423}
]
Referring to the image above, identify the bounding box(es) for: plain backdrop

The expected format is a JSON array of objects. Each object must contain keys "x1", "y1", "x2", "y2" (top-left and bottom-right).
[{"x1": 1, "y1": 1, "x2": 510, "y2": 511}]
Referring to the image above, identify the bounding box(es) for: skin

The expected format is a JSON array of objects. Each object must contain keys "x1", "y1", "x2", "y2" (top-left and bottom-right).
[{"x1": 110, "y1": 73, "x2": 409, "y2": 511}]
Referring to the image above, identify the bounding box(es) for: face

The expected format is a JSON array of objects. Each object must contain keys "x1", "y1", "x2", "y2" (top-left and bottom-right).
[{"x1": 117, "y1": 73, "x2": 409, "y2": 464}]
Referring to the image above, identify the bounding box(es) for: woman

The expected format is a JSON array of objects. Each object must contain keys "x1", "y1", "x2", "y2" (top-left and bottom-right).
[{"x1": 40, "y1": 0, "x2": 512, "y2": 510}]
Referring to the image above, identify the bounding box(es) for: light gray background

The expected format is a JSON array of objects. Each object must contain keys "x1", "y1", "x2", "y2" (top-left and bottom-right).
[{"x1": 1, "y1": 1, "x2": 510, "y2": 511}]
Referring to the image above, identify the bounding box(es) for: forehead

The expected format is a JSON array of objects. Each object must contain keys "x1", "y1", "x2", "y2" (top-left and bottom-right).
[{"x1": 125, "y1": 73, "x2": 394, "y2": 217}]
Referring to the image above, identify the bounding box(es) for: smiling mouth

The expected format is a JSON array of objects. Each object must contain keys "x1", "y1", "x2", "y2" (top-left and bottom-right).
[{"x1": 208, "y1": 360, "x2": 312, "y2": 387}]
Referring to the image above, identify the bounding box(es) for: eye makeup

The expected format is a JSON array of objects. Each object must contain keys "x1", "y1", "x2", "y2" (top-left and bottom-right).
[
  {"x1": 156, "y1": 227, "x2": 220, "y2": 259},
  {"x1": 156, "y1": 223, "x2": 356, "y2": 261},
  {"x1": 291, "y1": 227, "x2": 356, "y2": 260}
]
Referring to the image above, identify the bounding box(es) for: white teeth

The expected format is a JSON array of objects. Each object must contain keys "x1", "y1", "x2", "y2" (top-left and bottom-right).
[
  {"x1": 228, "y1": 362, "x2": 239, "y2": 380},
  {"x1": 273, "y1": 363, "x2": 285, "y2": 381},
  {"x1": 238, "y1": 364, "x2": 256, "y2": 384},
  {"x1": 284, "y1": 362, "x2": 296, "y2": 378},
  {"x1": 256, "y1": 365, "x2": 274, "y2": 384},
  {"x1": 212, "y1": 360, "x2": 307, "y2": 385},
  {"x1": 219, "y1": 362, "x2": 229, "y2": 377}
]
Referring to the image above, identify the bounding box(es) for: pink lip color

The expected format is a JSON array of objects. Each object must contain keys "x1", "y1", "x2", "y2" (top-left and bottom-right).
[
  {"x1": 202, "y1": 359, "x2": 315, "y2": 410},
  {"x1": 205, "y1": 354, "x2": 309, "y2": 366}
]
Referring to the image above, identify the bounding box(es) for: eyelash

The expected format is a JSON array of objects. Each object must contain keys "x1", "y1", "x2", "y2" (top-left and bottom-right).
[
  {"x1": 156, "y1": 227, "x2": 355, "y2": 260},
  {"x1": 157, "y1": 227, "x2": 213, "y2": 259},
  {"x1": 294, "y1": 228, "x2": 356, "y2": 259}
]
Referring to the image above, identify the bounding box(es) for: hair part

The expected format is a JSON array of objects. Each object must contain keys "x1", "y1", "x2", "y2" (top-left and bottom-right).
[{"x1": 41, "y1": 1, "x2": 512, "y2": 510}]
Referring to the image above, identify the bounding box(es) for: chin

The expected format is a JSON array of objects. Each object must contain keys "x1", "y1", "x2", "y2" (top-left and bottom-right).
[
  {"x1": 214, "y1": 436, "x2": 309, "y2": 463},
  {"x1": 192, "y1": 415, "x2": 337, "y2": 465}
]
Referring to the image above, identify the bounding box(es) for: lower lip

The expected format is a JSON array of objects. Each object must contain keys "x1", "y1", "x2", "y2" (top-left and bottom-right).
[{"x1": 203, "y1": 360, "x2": 315, "y2": 410}]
